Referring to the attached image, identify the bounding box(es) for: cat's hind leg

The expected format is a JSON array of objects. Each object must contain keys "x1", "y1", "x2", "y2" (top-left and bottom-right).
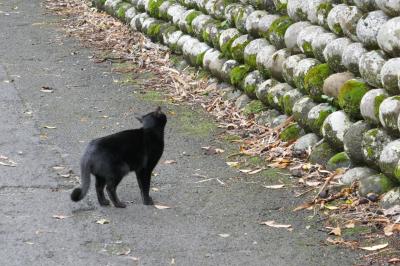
[
  {"x1": 95, "y1": 176, "x2": 109, "y2": 206},
  {"x1": 106, "y1": 164, "x2": 129, "y2": 208},
  {"x1": 136, "y1": 169, "x2": 153, "y2": 205}
]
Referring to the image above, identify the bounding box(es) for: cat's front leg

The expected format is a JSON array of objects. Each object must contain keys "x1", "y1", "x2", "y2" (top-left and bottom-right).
[{"x1": 136, "y1": 170, "x2": 154, "y2": 205}]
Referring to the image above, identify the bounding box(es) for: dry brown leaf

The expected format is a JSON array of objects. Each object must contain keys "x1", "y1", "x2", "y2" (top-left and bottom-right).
[
  {"x1": 384, "y1": 223, "x2": 400, "y2": 236},
  {"x1": 163, "y1": 160, "x2": 177, "y2": 165},
  {"x1": 263, "y1": 184, "x2": 285, "y2": 189},
  {"x1": 360, "y1": 243, "x2": 388, "y2": 251},
  {"x1": 261, "y1": 220, "x2": 292, "y2": 229},
  {"x1": 305, "y1": 181, "x2": 321, "y2": 187},
  {"x1": 154, "y1": 204, "x2": 171, "y2": 210},
  {"x1": 328, "y1": 227, "x2": 341, "y2": 236},
  {"x1": 345, "y1": 222, "x2": 355, "y2": 229},
  {"x1": 293, "y1": 202, "x2": 314, "y2": 212}
]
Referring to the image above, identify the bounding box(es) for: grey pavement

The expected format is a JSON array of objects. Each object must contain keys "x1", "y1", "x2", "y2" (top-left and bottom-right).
[{"x1": 0, "y1": 0, "x2": 358, "y2": 265}]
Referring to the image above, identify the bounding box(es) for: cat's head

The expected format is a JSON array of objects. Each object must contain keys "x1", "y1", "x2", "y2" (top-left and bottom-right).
[{"x1": 136, "y1": 106, "x2": 167, "y2": 129}]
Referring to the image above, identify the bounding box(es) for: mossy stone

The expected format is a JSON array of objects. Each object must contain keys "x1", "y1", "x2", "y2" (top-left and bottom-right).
[
  {"x1": 116, "y1": 2, "x2": 132, "y2": 20},
  {"x1": 243, "y1": 70, "x2": 264, "y2": 99},
  {"x1": 360, "y1": 89, "x2": 389, "y2": 125},
  {"x1": 267, "y1": 83, "x2": 293, "y2": 111},
  {"x1": 256, "y1": 79, "x2": 279, "y2": 104},
  {"x1": 219, "y1": 28, "x2": 240, "y2": 58},
  {"x1": 362, "y1": 128, "x2": 394, "y2": 168},
  {"x1": 304, "y1": 64, "x2": 332, "y2": 101},
  {"x1": 343, "y1": 120, "x2": 372, "y2": 164},
  {"x1": 359, "y1": 174, "x2": 398, "y2": 196},
  {"x1": 181, "y1": 10, "x2": 202, "y2": 34},
  {"x1": 267, "y1": 16, "x2": 293, "y2": 49},
  {"x1": 230, "y1": 35, "x2": 251, "y2": 63},
  {"x1": 279, "y1": 122, "x2": 304, "y2": 142},
  {"x1": 307, "y1": 103, "x2": 336, "y2": 135},
  {"x1": 147, "y1": 0, "x2": 164, "y2": 18},
  {"x1": 322, "y1": 110, "x2": 352, "y2": 150},
  {"x1": 326, "y1": 152, "x2": 352, "y2": 171},
  {"x1": 338, "y1": 79, "x2": 370, "y2": 119},
  {"x1": 292, "y1": 96, "x2": 317, "y2": 130},
  {"x1": 282, "y1": 89, "x2": 303, "y2": 115},
  {"x1": 293, "y1": 58, "x2": 320, "y2": 93},
  {"x1": 146, "y1": 22, "x2": 162, "y2": 42},
  {"x1": 309, "y1": 140, "x2": 337, "y2": 166},
  {"x1": 230, "y1": 65, "x2": 251, "y2": 89},
  {"x1": 379, "y1": 96, "x2": 400, "y2": 136}
]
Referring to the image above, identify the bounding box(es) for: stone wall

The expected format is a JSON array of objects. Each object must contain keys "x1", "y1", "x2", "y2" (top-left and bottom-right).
[{"x1": 93, "y1": 0, "x2": 400, "y2": 198}]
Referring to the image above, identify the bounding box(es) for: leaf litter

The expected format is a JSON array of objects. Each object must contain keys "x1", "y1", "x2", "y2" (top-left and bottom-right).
[{"x1": 43, "y1": 0, "x2": 400, "y2": 263}]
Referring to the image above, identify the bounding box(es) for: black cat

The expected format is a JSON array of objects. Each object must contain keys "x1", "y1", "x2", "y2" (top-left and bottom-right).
[{"x1": 71, "y1": 106, "x2": 167, "y2": 207}]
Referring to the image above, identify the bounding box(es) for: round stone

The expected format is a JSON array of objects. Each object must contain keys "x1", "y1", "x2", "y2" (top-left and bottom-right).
[
  {"x1": 360, "y1": 89, "x2": 389, "y2": 125},
  {"x1": 297, "y1": 25, "x2": 326, "y2": 57},
  {"x1": 282, "y1": 89, "x2": 304, "y2": 115},
  {"x1": 307, "y1": 103, "x2": 337, "y2": 135},
  {"x1": 359, "y1": 50, "x2": 387, "y2": 88},
  {"x1": 264, "y1": 49, "x2": 291, "y2": 81},
  {"x1": 339, "y1": 5, "x2": 363, "y2": 41},
  {"x1": 267, "y1": 83, "x2": 293, "y2": 110},
  {"x1": 304, "y1": 63, "x2": 333, "y2": 101},
  {"x1": 356, "y1": 10, "x2": 389, "y2": 49},
  {"x1": 258, "y1": 14, "x2": 281, "y2": 38},
  {"x1": 359, "y1": 174, "x2": 397, "y2": 196},
  {"x1": 327, "y1": 4, "x2": 349, "y2": 35},
  {"x1": 326, "y1": 152, "x2": 352, "y2": 171},
  {"x1": 167, "y1": 4, "x2": 187, "y2": 25},
  {"x1": 255, "y1": 45, "x2": 278, "y2": 78},
  {"x1": 309, "y1": 141, "x2": 337, "y2": 166},
  {"x1": 287, "y1": 0, "x2": 308, "y2": 21},
  {"x1": 307, "y1": 0, "x2": 333, "y2": 26},
  {"x1": 354, "y1": 0, "x2": 378, "y2": 12},
  {"x1": 282, "y1": 54, "x2": 307, "y2": 86},
  {"x1": 230, "y1": 34, "x2": 251, "y2": 63},
  {"x1": 284, "y1": 21, "x2": 312, "y2": 53},
  {"x1": 192, "y1": 14, "x2": 214, "y2": 39},
  {"x1": 323, "y1": 72, "x2": 355, "y2": 98},
  {"x1": 343, "y1": 120, "x2": 372, "y2": 164},
  {"x1": 220, "y1": 60, "x2": 240, "y2": 82},
  {"x1": 323, "y1": 37, "x2": 352, "y2": 72},
  {"x1": 243, "y1": 70, "x2": 264, "y2": 99},
  {"x1": 293, "y1": 133, "x2": 320, "y2": 157},
  {"x1": 375, "y1": 0, "x2": 400, "y2": 17},
  {"x1": 245, "y1": 10, "x2": 268, "y2": 36},
  {"x1": 230, "y1": 64, "x2": 251, "y2": 89},
  {"x1": 311, "y1": 32, "x2": 337, "y2": 62},
  {"x1": 292, "y1": 96, "x2": 317, "y2": 129},
  {"x1": 377, "y1": 17, "x2": 400, "y2": 57},
  {"x1": 256, "y1": 79, "x2": 279, "y2": 104},
  {"x1": 379, "y1": 139, "x2": 400, "y2": 178},
  {"x1": 267, "y1": 16, "x2": 293, "y2": 49},
  {"x1": 244, "y1": 39, "x2": 270, "y2": 69},
  {"x1": 379, "y1": 96, "x2": 400, "y2": 135},
  {"x1": 234, "y1": 5, "x2": 255, "y2": 33},
  {"x1": 381, "y1": 58, "x2": 400, "y2": 95},
  {"x1": 362, "y1": 128, "x2": 395, "y2": 167},
  {"x1": 219, "y1": 28, "x2": 240, "y2": 57},
  {"x1": 340, "y1": 167, "x2": 377, "y2": 185},
  {"x1": 341, "y1": 42, "x2": 367, "y2": 75},
  {"x1": 293, "y1": 58, "x2": 320, "y2": 93},
  {"x1": 322, "y1": 110, "x2": 353, "y2": 150}
]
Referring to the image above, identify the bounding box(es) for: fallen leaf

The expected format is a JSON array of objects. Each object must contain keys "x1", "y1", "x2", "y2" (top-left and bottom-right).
[
  {"x1": 43, "y1": 125, "x2": 57, "y2": 129},
  {"x1": 151, "y1": 187, "x2": 160, "y2": 192},
  {"x1": 293, "y1": 202, "x2": 314, "y2": 212},
  {"x1": 226, "y1": 161, "x2": 239, "y2": 167},
  {"x1": 384, "y1": 224, "x2": 400, "y2": 236},
  {"x1": 163, "y1": 160, "x2": 177, "y2": 165},
  {"x1": 201, "y1": 146, "x2": 224, "y2": 155},
  {"x1": 263, "y1": 184, "x2": 285, "y2": 189},
  {"x1": 248, "y1": 168, "x2": 263, "y2": 175},
  {"x1": 52, "y1": 166, "x2": 65, "y2": 171},
  {"x1": 96, "y1": 218, "x2": 110, "y2": 224},
  {"x1": 388, "y1": 258, "x2": 400, "y2": 264},
  {"x1": 326, "y1": 237, "x2": 344, "y2": 245},
  {"x1": 328, "y1": 227, "x2": 341, "y2": 236},
  {"x1": 360, "y1": 243, "x2": 388, "y2": 251},
  {"x1": 218, "y1": 233, "x2": 230, "y2": 238},
  {"x1": 305, "y1": 181, "x2": 321, "y2": 187},
  {"x1": 40, "y1": 86, "x2": 54, "y2": 93},
  {"x1": 260, "y1": 220, "x2": 292, "y2": 229},
  {"x1": 345, "y1": 222, "x2": 355, "y2": 229},
  {"x1": 324, "y1": 205, "x2": 339, "y2": 210},
  {"x1": 239, "y1": 169, "x2": 252, "y2": 173},
  {"x1": 52, "y1": 215, "x2": 69, "y2": 220},
  {"x1": 154, "y1": 204, "x2": 171, "y2": 210},
  {"x1": 116, "y1": 248, "x2": 131, "y2": 256},
  {"x1": 24, "y1": 241, "x2": 34, "y2": 245},
  {"x1": 0, "y1": 155, "x2": 17, "y2": 167},
  {"x1": 127, "y1": 256, "x2": 140, "y2": 261}
]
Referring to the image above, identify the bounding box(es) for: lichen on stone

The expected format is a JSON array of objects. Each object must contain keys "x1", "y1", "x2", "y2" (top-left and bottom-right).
[
  {"x1": 304, "y1": 63, "x2": 332, "y2": 101},
  {"x1": 267, "y1": 16, "x2": 293, "y2": 49}
]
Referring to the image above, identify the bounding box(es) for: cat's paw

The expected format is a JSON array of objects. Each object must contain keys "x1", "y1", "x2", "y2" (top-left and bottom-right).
[
  {"x1": 143, "y1": 197, "x2": 154, "y2": 205},
  {"x1": 99, "y1": 199, "x2": 110, "y2": 206},
  {"x1": 114, "y1": 202, "x2": 127, "y2": 208}
]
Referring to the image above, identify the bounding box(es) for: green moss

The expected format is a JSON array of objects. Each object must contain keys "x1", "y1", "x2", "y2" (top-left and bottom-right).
[
  {"x1": 244, "y1": 83, "x2": 257, "y2": 98},
  {"x1": 267, "y1": 16, "x2": 293, "y2": 47},
  {"x1": 373, "y1": 94, "x2": 387, "y2": 120},
  {"x1": 221, "y1": 35, "x2": 239, "y2": 58},
  {"x1": 379, "y1": 174, "x2": 398, "y2": 192},
  {"x1": 328, "y1": 156, "x2": 350, "y2": 170},
  {"x1": 230, "y1": 65, "x2": 251, "y2": 88},
  {"x1": 279, "y1": 123, "x2": 302, "y2": 142},
  {"x1": 147, "y1": 0, "x2": 163, "y2": 18},
  {"x1": 231, "y1": 39, "x2": 250, "y2": 63},
  {"x1": 276, "y1": 2, "x2": 287, "y2": 14},
  {"x1": 245, "y1": 54, "x2": 257, "y2": 69},
  {"x1": 332, "y1": 23, "x2": 343, "y2": 35},
  {"x1": 338, "y1": 79, "x2": 369, "y2": 119},
  {"x1": 184, "y1": 10, "x2": 201, "y2": 34},
  {"x1": 177, "y1": 109, "x2": 217, "y2": 137},
  {"x1": 316, "y1": 108, "x2": 335, "y2": 134},
  {"x1": 195, "y1": 51, "x2": 206, "y2": 67},
  {"x1": 316, "y1": 3, "x2": 333, "y2": 18},
  {"x1": 147, "y1": 23, "x2": 161, "y2": 42},
  {"x1": 342, "y1": 226, "x2": 371, "y2": 237},
  {"x1": 304, "y1": 64, "x2": 332, "y2": 101},
  {"x1": 116, "y1": 3, "x2": 131, "y2": 20},
  {"x1": 309, "y1": 141, "x2": 336, "y2": 166},
  {"x1": 243, "y1": 100, "x2": 265, "y2": 116}
]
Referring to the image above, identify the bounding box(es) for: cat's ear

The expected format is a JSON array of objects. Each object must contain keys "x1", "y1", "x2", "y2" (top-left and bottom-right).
[
  {"x1": 156, "y1": 106, "x2": 161, "y2": 113},
  {"x1": 135, "y1": 115, "x2": 143, "y2": 123}
]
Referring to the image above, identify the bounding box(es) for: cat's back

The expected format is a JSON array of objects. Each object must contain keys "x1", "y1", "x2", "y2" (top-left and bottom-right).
[{"x1": 88, "y1": 129, "x2": 143, "y2": 152}]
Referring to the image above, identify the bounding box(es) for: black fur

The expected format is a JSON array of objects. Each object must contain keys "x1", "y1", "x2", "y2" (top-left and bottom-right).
[{"x1": 71, "y1": 107, "x2": 167, "y2": 207}]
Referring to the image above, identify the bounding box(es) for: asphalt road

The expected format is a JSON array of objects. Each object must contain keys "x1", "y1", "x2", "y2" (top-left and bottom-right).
[{"x1": 0, "y1": 1, "x2": 359, "y2": 265}]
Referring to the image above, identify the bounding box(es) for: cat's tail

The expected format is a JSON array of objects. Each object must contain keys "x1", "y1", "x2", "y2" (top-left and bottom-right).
[{"x1": 71, "y1": 156, "x2": 91, "y2": 202}]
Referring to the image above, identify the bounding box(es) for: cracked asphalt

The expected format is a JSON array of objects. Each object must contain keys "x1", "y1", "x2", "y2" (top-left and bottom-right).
[{"x1": 0, "y1": 1, "x2": 359, "y2": 265}]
